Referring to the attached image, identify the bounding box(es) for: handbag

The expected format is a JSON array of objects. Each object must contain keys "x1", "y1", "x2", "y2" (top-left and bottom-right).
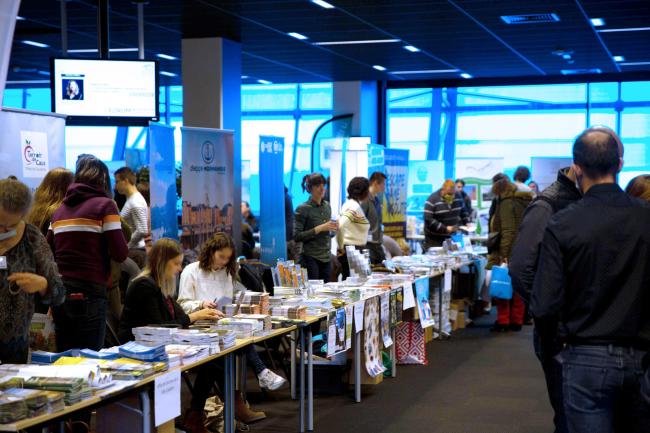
[
  {"x1": 488, "y1": 265, "x2": 513, "y2": 299},
  {"x1": 486, "y1": 232, "x2": 500, "y2": 253},
  {"x1": 396, "y1": 321, "x2": 427, "y2": 365}
]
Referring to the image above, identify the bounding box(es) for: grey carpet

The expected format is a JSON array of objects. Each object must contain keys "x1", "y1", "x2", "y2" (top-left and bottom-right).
[{"x1": 248, "y1": 313, "x2": 554, "y2": 433}]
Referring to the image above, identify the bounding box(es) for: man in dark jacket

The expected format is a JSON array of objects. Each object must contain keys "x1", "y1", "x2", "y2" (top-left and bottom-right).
[
  {"x1": 531, "y1": 127, "x2": 650, "y2": 433},
  {"x1": 423, "y1": 179, "x2": 468, "y2": 249},
  {"x1": 510, "y1": 127, "x2": 622, "y2": 433}
]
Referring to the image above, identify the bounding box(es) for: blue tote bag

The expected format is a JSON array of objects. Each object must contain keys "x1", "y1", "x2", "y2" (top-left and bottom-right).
[{"x1": 489, "y1": 265, "x2": 513, "y2": 299}]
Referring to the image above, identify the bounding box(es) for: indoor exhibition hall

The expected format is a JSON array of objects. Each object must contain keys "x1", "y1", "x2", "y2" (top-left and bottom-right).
[{"x1": 0, "y1": 1, "x2": 649, "y2": 433}]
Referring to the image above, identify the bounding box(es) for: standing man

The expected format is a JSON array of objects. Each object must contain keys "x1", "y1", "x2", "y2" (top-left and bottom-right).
[
  {"x1": 531, "y1": 128, "x2": 650, "y2": 433},
  {"x1": 513, "y1": 166, "x2": 533, "y2": 193},
  {"x1": 361, "y1": 172, "x2": 387, "y2": 265},
  {"x1": 423, "y1": 179, "x2": 469, "y2": 250},
  {"x1": 510, "y1": 126, "x2": 623, "y2": 433},
  {"x1": 455, "y1": 178, "x2": 473, "y2": 219},
  {"x1": 115, "y1": 167, "x2": 149, "y2": 266}
]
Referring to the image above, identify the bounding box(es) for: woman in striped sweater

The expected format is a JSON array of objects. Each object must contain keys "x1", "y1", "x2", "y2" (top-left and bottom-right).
[{"x1": 336, "y1": 177, "x2": 371, "y2": 279}]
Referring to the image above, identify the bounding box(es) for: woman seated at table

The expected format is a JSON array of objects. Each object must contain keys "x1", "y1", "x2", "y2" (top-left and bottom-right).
[
  {"x1": 119, "y1": 238, "x2": 265, "y2": 432},
  {"x1": 178, "y1": 233, "x2": 286, "y2": 413},
  {"x1": 0, "y1": 178, "x2": 65, "y2": 364}
]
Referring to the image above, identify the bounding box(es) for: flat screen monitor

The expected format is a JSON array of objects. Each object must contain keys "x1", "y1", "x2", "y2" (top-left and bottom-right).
[{"x1": 50, "y1": 58, "x2": 159, "y2": 125}]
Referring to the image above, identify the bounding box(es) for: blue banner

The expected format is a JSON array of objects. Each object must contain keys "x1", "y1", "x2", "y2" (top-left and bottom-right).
[
  {"x1": 383, "y1": 148, "x2": 409, "y2": 239},
  {"x1": 259, "y1": 135, "x2": 287, "y2": 264},
  {"x1": 149, "y1": 122, "x2": 179, "y2": 241}
]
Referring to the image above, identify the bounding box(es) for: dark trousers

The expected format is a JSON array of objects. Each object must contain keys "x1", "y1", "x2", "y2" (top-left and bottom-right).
[
  {"x1": 367, "y1": 242, "x2": 385, "y2": 265},
  {"x1": 338, "y1": 245, "x2": 366, "y2": 279},
  {"x1": 558, "y1": 344, "x2": 650, "y2": 433},
  {"x1": 533, "y1": 328, "x2": 567, "y2": 433},
  {"x1": 53, "y1": 280, "x2": 107, "y2": 351},
  {"x1": 191, "y1": 359, "x2": 225, "y2": 411},
  {"x1": 299, "y1": 255, "x2": 331, "y2": 281}
]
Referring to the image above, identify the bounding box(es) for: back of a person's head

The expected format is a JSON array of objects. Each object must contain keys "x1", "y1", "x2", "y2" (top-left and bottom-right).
[
  {"x1": 369, "y1": 171, "x2": 387, "y2": 185},
  {"x1": 513, "y1": 166, "x2": 531, "y2": 183},
  {"x1": 28, "y1": 168, "x2": 74, "y2": 227},
  {"x1": 75, "y1": 155, "x2": 110, "y2": 195},
  {"x1": 0, "y1": 178, "x2": 32, "y2": 215},
  {"x1": 573, "y1": 129, "x2": 620, "y2": 179},
  {"x1": 491, "y1": 173, "x2": 513, "y2": 197},
  {"x1": 347, "y1": 177, "x2": 370, "y2": 201},
  {"x1": 115, "y1": 166, "x2": 136, "y2": 185},
  {"x1": 625, "y1": 175, "x2": 650, "y2": 202}
]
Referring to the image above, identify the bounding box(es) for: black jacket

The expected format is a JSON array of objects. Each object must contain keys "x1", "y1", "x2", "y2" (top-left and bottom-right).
[
  {"x1": 509, "y1": 168, "x2": 581, "y2": 303},
  {"x1": 118, "y1": 276, "x2": 190, "y2": 342}
]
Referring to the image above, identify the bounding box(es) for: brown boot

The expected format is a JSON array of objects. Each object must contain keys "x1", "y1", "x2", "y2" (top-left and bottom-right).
[
  {"x1": 183, "y1": 409, "x2": 210, "y2": 433},
  {"x1": 234, "y1": 392, "x2": 266, "y2": 424}
]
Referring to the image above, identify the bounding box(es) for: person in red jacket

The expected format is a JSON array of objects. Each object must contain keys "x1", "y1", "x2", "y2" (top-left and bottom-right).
[{"x1": 48, "y1": 154, "x2": 128, "y2": 351}]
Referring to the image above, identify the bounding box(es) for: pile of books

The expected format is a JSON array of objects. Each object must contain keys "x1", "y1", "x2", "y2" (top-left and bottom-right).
[
  {"x1": 0, "y1": 394, "x2": 28, "y2": 423},
  {"x1": 119, "y1": 342, "x2": 167, "y2": 362},
  {"x1": 0, "y1": 376, "x2": 24, "y2": 390},
  {"x1": 24, "y1": 377, "x2": 91, "y2": 405},
  {"x1": 164, "y1": 345, "x2": 209, "y2": 367},
  {"x1": 211, "y1": 328, "x2": 236, "y2": 349},
  {"x1": 221, "y1": 304, "x2": 261, "y2": 315},
  {"x1": 216, "y1": 318, "x2": 262, "y2": 338},
  {"x1": 3, "y1": 388, "x2": 49, "y2": 417},
  {"x1": 269, "y1": 306, "x2": 308, "y2": 320},
  {"x1": 242, "y1": 292, "x2": 270, "y2": 315},
  {"x1": 172, "y1": 330, "x2": 220, "y2": 354},
  {"x1": 234, "y1": 314, "x2": 272, "y2": 330},
  {"x1": 132, "y1": 327, "x2": 177, "y2": 345},
  {"x1": 97, "y1": 359, "x2": 157, "y2": 381}
]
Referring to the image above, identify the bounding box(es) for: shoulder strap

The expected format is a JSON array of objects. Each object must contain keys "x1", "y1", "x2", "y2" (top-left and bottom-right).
[{"x1": 533, "y1": 195, "x2": 558, "y2": 214}]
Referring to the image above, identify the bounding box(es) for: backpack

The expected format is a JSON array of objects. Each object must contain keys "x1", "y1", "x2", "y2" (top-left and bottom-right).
[{"x1": 238, "y1": 260, "x2": 274, "y2": 294}]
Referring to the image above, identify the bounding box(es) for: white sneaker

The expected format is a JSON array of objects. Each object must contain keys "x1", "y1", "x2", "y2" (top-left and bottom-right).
[{"x1": 258, "y1": 368, "x2": 287, "y2": 391}]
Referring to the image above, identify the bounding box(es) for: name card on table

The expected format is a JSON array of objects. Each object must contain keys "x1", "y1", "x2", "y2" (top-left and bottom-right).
[
  {"x1": 444, "y1": 269, "x2": 452, "y2": 293},
  {"x1": 155, "y1": 369, "x2": 181, "y2": 426},
  {"x1": 354, "y1": 301, "x2": 365, "y2": 333}
]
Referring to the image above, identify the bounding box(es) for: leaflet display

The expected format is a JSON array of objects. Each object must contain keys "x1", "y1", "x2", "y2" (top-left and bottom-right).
[{"x1": 50, "y1": 58, "x2": 159, "y2": 125}]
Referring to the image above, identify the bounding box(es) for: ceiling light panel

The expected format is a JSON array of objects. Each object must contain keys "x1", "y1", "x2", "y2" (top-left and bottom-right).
[{"x1": 313, "y1": 39, "x2": 400, "y2": 46}]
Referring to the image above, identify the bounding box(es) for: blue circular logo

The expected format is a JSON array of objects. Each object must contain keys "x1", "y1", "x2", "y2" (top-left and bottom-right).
[{"x1": 201, "y1": 140, "x2": 215, "y2": 164}]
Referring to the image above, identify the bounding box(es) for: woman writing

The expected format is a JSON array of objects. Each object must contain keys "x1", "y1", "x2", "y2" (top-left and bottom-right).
[
  {"x1": 294, "y1": 173, "x2": 337, "y2": 280},
  {"x1": 0, "y1": 178, "x2": 64, "y2": 363}
]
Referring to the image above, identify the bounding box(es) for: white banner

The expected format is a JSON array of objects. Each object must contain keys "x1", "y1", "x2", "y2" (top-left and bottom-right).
[
  {"x1": 0, "y1": 108, "x2": 66, "y2": 190},
  {"x1": 181, "y1": 127, "x2": 236, "y2": 252},
  {"x1": 0, "y1": 0, "x2": 20, "y2": 105}
]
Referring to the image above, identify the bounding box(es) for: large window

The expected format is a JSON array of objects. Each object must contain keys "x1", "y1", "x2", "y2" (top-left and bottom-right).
[{"x1": 387, "y1": 81, "x2": 650, "y2": 188}]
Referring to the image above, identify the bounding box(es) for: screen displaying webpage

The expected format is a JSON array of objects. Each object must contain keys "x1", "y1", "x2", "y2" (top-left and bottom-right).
[{"x1": 53, "y1": 59, "x2": 157, "y2": 118}]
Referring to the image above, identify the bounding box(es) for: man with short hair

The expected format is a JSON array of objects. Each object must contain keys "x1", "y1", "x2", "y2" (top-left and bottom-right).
[
  {"x1": 115, "y1": 167, "x2": 149, "y2": 251},
  {"x1": 531, "y1": 128, "x2": 650, "y2": 433},
  {"x1": 455, "y1": 178, "x2": 472, "y2": 218},
  {"x1": 361, "y1": 172, "x2": 387, "y2": 265},
  {"x1": 513, "y1": 166, "x2": 533, "y2": 193},
  {"x1": 423, "y1": 179, "x2": 469, "y2": 250}
]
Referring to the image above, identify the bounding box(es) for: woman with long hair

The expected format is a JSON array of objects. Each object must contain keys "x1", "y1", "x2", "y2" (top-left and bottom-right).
[
  {"x1": 27, "y1": 168, "x2": 74, "y2": 235},
  {"x1": 625, "y1": 174, "x2": 650, "y2": 202},
  {"x1": 119, "y1": 238, "x2": 221, "y2": 433}
]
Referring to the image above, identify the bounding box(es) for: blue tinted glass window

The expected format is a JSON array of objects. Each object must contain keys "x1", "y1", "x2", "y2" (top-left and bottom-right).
[
  {"x1": 2, "y1": 89, "x2": 24, "y2": 108},
  {"x1": 621, "y1": 81, "x2": 650, "y2": 102},
  {"x1": 300, "y1": 83, "x2": 333, "y2": 110},
  {"x1": 242, "y1": 84, "x2": 297, "y2": 111},
  {"x1": 25, "y1": 88, "x2": 51, "y2": 111}
]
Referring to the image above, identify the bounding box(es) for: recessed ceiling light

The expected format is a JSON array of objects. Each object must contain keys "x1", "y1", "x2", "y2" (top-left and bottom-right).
[
  {"x1": 619, "y1": 61, "x2": 650, "y2": 66},
  {"x1": 598, "y1": 27, "x2": 650, "y2": 33},
  {"x1": 257, "y1": 79, "x2": 272, "y2": 85},
  {"x1": 157, "y1": 53, "x2": 177, "y2": 60},
  {"x1": 110, "y1": 48, "x2": 138, "y2": 52},
  {"x1": 68, "y1": 48, "x2": 139, "y2": 53},
  {"x1": 241, "y1": 75, "x2": 249, "y2": 79},
  {"x1": 6, "y1": 80, "x2": 50, "y2": 84},
  {"x1": 373, "y1": 65, "x2": 387, "y2": 71},
  {"x1": 313, "y1": 39, "x2": 400, "y2": 46},
  {"x1": 67, "y1": 48, "x2": 98, "y2": 53},
  {"x1": 460, "y1": 73, "x2": 472, "y2": 79},
  {"x1": 590, "y1": 18, "x2": 605, "y2": 27},
  {"x1": 403, "y1": 45, "x2": 420, "y2": 53},
  {"x1": 392, "y1": 69, "x2": 458, "y2": 74},
  {"x1": 613, "y1": 55, "x2": 625, "y2": 62},
  {"x1": 160, "y1": 71, "x2": 177, "y2": 77},
  {"x1": 22, "y1": 40, "x2": 49, "y2": 48},
  {"x1": 16, "y1": 16, "x2": 25, "y2": 21},
  {"x1": 288, "y1": 32, "x2": 308, "y2": 40},
  {"x1": 561, "y1": 68, "x2": 602, "y2": 75},
  {"x1": 311, "y1": 0, "x2": 335, "y2": 9}
]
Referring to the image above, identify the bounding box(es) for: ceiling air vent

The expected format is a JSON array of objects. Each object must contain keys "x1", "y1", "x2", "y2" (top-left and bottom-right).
[
  {"x1": 561, "y1": 68, "x2": 602, "y2": 75},
  {"x1": 501, "y1": 13, "x2": 560, "y2": 24}
]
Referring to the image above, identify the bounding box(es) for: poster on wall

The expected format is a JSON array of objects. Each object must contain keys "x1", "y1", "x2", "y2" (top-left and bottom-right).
[
  {"x1": 149, "y1": 123, "x2": 179, "y2": 241},
  {"x1": 455, "y1": 158, "x2": 504, "y2": 181},
  {"x1": 181, "y1": 127, "x2": 235, "y2": 257},
  {"x1": 0, "y1": 1, "x2": 20, "y2": 105},
  {"x1": 0, "y1": 108, "x2": 66, "y2": 191},
  {"x1": 406, "y1": 160, "x2": 445, "y2": 236},
  {"x1": 259, "y1": 135, "x2": 287, "y2": 263},
  {"x1": 368, "y1": 144, "x2": 385, "y2": 175},
  {"x1": 382, "y1": 148, "x2": 409, "y2": 239}
]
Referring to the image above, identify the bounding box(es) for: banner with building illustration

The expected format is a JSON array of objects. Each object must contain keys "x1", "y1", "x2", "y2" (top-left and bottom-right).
[
  {"x1": 382, "y1": 148, "x2": 409, "y2": 239},
  {"x1": 149, "y1": 122, "x2": 179, "y2": 241},
  {"x1": 181, "y1": 127, "x2": 235, "y2": 256},
  {"x1": 259, "y1": 135, "x2": 287, "y2": 264}
]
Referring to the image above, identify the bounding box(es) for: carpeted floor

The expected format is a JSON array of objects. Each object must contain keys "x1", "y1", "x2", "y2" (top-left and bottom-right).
[{"x1": 247, "y1": 313, "x2": 554, "y2": 433}]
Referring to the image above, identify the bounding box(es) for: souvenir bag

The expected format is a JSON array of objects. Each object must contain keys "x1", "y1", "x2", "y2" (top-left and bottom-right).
[
  {"x1": 395, "y1": 321, "x2": 427, "y2": 365},
  {"x1": 488, "y1": 265, "x2": 512, "y2": 299}
]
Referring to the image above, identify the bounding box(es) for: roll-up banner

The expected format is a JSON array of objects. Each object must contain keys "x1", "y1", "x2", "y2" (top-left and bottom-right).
[
  {"x1": 148, "y1": 122, "x2": 179, "y2": 241},
  {"x1": 181, "y1": 127, "x2": 236, "y2": 254},
  {"x1": 259, "y1": 135, "x2": 287, "y2": 264},
  {"x1": 0, "y1": 0, "x2": 20, "y2": 105},
  {"x1": 382, "y1": 148, "x2": 409, "y2": 239},
  {"x1": 0, "y1": 108, "x2": 66, "y2": 191}
]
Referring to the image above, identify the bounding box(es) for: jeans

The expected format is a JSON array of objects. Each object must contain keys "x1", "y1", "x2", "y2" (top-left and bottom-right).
[
  {"x1": 245, "y1": 345, "x2": 267, "y2": 375},
  {"x1": 299, "y1": 255, "x2": 331, "y2": 281},
  {"x1": 53, "y1": 280, "x2": 108, "y2": 351},
  {"x1": 191, "y1": 359, "x2": 225, "y2": 410},
  {"x1": 558, "y1": 344, "x2": 650, "y2": 433},
  {"x1": 533, "y1": 328, "x2": 567, "y2": 433}
]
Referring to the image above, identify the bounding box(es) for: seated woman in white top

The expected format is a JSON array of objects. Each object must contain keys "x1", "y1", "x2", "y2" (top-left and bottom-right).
[
  {"x1": 178, "y1": 233, "x2": 287, "y2": 394},
  {"x1": 336, "y1": 177, "x2": 371, "y2": 279}
]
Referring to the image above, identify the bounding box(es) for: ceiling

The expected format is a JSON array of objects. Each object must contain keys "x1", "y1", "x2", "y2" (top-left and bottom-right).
[{"x1": 7, "y1": 0, "x2": 650, "y2": 86}]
